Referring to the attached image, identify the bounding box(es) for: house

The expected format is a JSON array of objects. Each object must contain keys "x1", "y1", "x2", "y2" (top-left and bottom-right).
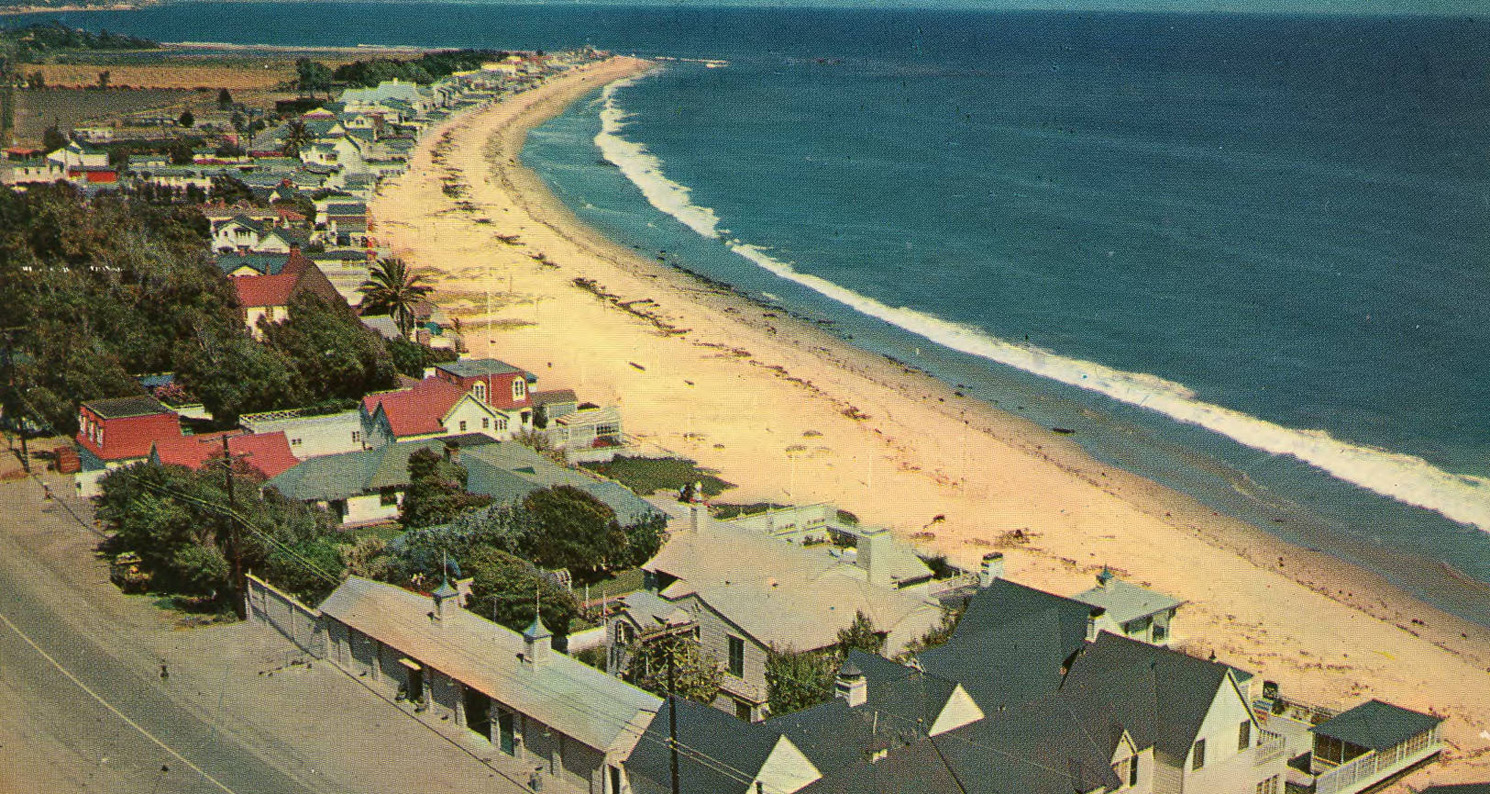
[
  {"x1": 1072, "y1": 569, "x2": 1183, "y2": 646},
  {"x1": 149, "y1": 431, "x2": 299, "y2": 480},
  {"x1": 74, "y1": 395, "x2": 183, "y2": 497},
  {"x1": 630, "y1": 507, "x2": 944, "y2": 722},
  {"x1": 240, "y1": 407, "x2": 366, "y2": 458},
  {"x1": 317, "y1": 576, "x2": 661, "y2": 794},
  {"x1": 264, "y1": 434, "x2": 652, "y2": 528},
  {"x1": 211, "y1": 215, "x2": 306, "y2": 254},
  {"x1": 360, "y1": 377, "x2": 517, "y2": 448},
  {"x1": 262, "y1": 434, "x2": 500, "y2": 526},
  {"x1": 234, "y1": 248, "x2": 345, "y2": 338},
  {"x1": 546, "y1": 405, "x2": 625, "y2": 462},
  {"x1": 432, "y1": 359, "x2": 536, "y2": 413},
  {"x1": 533, "y1": 389, "x2": 579, "y2": 421},
  {"x1": 717, "y1": 503, "x2": 936, "y2": 590},
  {"x1": 215, "y1": 252, "x2": 292, "y2": 277},
  {"x1": 1305, "y1": 700, "x2": 1444, "y2": 794}
]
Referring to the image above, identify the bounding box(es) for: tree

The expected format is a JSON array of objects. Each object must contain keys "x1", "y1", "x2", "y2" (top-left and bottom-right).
[
  {"x1": 294, "y1": 58, "x2": 332, "y2": 100},
  {"x1": 177, "y1": 109, "x2": 194, "y2": 128},
  {"x1": 618, "y1": 512, "x2": 667, "y2": 569},
  {"x1": 521, "y1": 485, "x2": 626, "y2": 578},
  {"x1": 41, "y1": 124, "x2": 66, "y2": 152},
  {"x1": 399, "y1": 447, "x2": 490, "y2": 529},
  {"x1": 260, "y1": 291, "x2": 398, "y2": 404},
  {"x1": 765, "y1": 646, "x2": 837, "y2": 717},
  {"x1": 461, "y1": 546, "x2": 579, "y2": 640},
  {"x1": 166, "y1": 138, "x2": 194, "y2": 165},
  {"x1": 26, "y1": 70, "x2": 44, "y2": 89},
  {"x1": 837, "y1": 610, "x2": 885, "y2": 656},
  {"x1": 216, "y1": 87, "x2": 233, "y2": 109},
  {"x1": 174, "y1": 330, "x2": 299, "y2": 424},
  {"x1": 623, "y1": 634, "x2": 722, "y2": 705},
  {"x1": 280, "y1": 118, "x2": 312, "y2": 159},
  {"x1": 357, "y1": 258, "x2": 433, "y2": 339},
  {"x1": 230, "y1": 111, "x2": 245, "y2": 133},
  {"x1": 386, "y1": 336, "x2": 458, "y2": 379},
  {"x1": 96, "y1": 69, "x2": 109, "y2": 89},
  {"x1": 263, "y1": 536, "x2": 344, "y2": 605}
]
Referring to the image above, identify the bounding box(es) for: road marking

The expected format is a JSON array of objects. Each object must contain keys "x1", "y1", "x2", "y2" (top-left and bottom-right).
[{"x1": 0, "y1": 611, "x2": 239, "y2": 794}]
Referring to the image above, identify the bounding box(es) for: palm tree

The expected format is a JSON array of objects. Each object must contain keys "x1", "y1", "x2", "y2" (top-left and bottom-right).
[
  {"x1": 358, "y1": 258, "x2": 433, "y2": 339},
  {"x1": 281, "y1": 119, "x2": 312, "y2": 159}
]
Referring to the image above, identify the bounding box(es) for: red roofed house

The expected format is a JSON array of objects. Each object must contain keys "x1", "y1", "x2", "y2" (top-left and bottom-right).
[
  {"x1": 233, "y1": 247, "x2": 344, "y2": 339},
  {"x1": 74, "y1": 395, "x2": 183, "y2": 497},
  {"x1": 149, "y1": 431, "x2": 300, "y2": 481},
  {"x1": 360, "y1": 359, "x2": 537, "y2": 448}
]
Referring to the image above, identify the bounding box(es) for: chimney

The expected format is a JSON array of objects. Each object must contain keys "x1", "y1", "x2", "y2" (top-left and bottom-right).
[
  {"x1": 835, "y1": 659, "x2": 867, "y2": 707},
  {"x1": 1096, "y1": 567, "x2": 1115, "y2": 591},
  {"x1": 431, "y1": 579, "x2": 459, "y2": 623},
  {"x1": 521, "y1": 614, "x2": 552, "y2": 666},
  {"x1": 979, "y1": 552, "x2": 1004, "y2": 588},
  {"x1": 443, "y1": 440, "x2": 460, "y2": 464},
  {"x1": 858, "y1": 528, "x2": 893, "y2": 587},
  {"x1": 687, "y1": 480, "x2": 706, "y2": 533}
]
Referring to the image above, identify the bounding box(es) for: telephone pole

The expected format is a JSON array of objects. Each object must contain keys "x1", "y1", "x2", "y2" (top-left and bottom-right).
[
  {"x1": 221, "y1": 434, "x2": 246, "y2": 620},
  {"x1": 668, "y1": 643, "x2": 680, "y2": 794}
]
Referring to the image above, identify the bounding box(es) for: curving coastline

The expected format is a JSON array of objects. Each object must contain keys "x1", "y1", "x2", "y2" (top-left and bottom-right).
[{"x1": 372, "y1": 56, "x2": 1490, "y2": 787}]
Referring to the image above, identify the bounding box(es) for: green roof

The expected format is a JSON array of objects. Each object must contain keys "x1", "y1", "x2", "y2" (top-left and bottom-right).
[{"x1": 1311, "y1": 699, "x2": 1442, "y2": 751}]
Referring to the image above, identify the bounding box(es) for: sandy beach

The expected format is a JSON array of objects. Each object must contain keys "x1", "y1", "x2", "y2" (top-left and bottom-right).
[{"x1": 371, "y1": 56, "x2": 1490, "y2": 787}]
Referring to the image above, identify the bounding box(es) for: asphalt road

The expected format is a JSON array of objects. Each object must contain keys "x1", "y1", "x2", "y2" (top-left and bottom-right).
[{"x1": 0, "y1": 486, "x2": 318, "y2": 794}]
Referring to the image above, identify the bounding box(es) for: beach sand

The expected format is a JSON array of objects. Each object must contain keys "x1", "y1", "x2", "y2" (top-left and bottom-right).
[{"x1": 372, "y1": 56, "x2": 1490, "y2": 787}]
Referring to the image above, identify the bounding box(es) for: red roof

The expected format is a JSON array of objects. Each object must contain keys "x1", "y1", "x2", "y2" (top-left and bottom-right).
[
  {"x1": 234, "y1": 272, "x2": 299, "y2": 308},
  {"x1": 151, "y1": 431, "x2": 299, "y2": 480},
  {"x1": 362, "y1": 378, "x2": 466, "y2": 438}
]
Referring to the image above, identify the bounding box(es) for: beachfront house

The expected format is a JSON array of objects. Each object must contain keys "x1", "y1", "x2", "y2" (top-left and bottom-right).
[
  {"x1": 632, "y1": 507, "x2": 944, "y2": 722},
  {"x1": 1305, "y1": 700, "x2": 1445, "y2": 794},
  {"x1": 715, "y1": 503, "x2": 939, "y2": 590},
  {"x1": 232, "y1": 248, "x2": 345, "y2": 338},
  {"x1": 1073, "y1": 568, "x2": 1184, "y2": 646},
  {"x1": 360, "y1": 376, "x2": 522, "y2": 449},
  {"x1": 73, "y1": 395, "x2": 183, "y2": 498},
  {"x1": 310, "y1": 576, "x2": 663, "y2": 794}
]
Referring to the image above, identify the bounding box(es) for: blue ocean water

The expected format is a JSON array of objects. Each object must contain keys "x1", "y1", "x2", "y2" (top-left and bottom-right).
[{"x1": 24, "y1": 5, "x2": 1490, "y2": 617}]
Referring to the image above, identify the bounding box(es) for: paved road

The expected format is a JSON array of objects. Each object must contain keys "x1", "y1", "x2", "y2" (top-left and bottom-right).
[{"x1": 0, "y1": 481, "x2": 318, "y2": 794}]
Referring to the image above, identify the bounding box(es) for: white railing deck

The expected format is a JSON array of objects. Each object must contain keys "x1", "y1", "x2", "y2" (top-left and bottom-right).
[{"x1": 1314, "y1": 739, "x2": 1443, "y2": 794}]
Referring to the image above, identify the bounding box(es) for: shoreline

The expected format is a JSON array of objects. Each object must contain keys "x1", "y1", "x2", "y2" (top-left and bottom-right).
[{"x1": 373, "y1": 56, "x2": 1490, "y2": 787}]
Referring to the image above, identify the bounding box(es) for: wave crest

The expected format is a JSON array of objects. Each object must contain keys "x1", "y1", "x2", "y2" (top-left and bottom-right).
[{"x1": 593, "y1": 75, "x2": 1490, "y2": 532}]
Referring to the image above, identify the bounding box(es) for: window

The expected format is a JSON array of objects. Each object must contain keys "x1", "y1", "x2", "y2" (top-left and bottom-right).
[
  {"x1": 727, "y1": 635, "x2": 745, "y2": 678},
  {"x1": 291, "y1": 437, "x2": 302, "y2": 447},
  {"x1": 1129, "y1": 755, "x2": 1139, "y2": 786},
  {"x1": 473, "y1": 381, "x2": 487, "y2": 403},
  {"x1": 735, "y1": 700, "x2": 753, "y2": 721},
  {"x1": 512, "y1": 378, "x2": 526, "y2": 400},
  {"x1": 497, "y1": 417, "x2": 508, "y2": 431},
  {"x1": 1255, "y1": 775, "x2": 1280, "y2": 794},
  {"x1": 497, "y1": 708, "x2": 516, "y2": 755},
  {"x1": 482, "y1": 417, "x2": 489, "y2": 430},
  {"x1": 351, "y1": 431, "x2": 360, "y2": 443},
  {"x1": 1239, "y1": 720, "x2": 1251, "y2": 751},
  {"x1": 1192, "y1": 739, "x2": 1206, "y2": 771},
  {"x1": 459, "y1": 420, "x2": 467, "y2": 432}
]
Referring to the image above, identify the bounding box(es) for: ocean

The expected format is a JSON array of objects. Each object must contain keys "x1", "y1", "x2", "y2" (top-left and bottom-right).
[{"x1": 23, "y1": 4, "x2": 1490, "y2": 619}]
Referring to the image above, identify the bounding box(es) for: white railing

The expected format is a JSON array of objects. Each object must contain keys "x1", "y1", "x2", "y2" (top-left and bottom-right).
[
  {"x1": 1254, "y1": 730, "x2": 1287, "y2": 766},
  {"x1": 1315, "y1": 738, "x2": 1443, "y2": 794},
  {"x1": 928, "y1": 572, "x2": 980, "y2": 596}
]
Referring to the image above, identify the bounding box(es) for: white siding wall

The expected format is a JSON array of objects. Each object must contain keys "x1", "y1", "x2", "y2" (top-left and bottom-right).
[
  {"x1": 343, "y1": 493, "x2": 400, "y2": 526},
  {"x1": 1178, "y1": 679, "x2": 1274, "y2": 794},
  {"x1": 242, "y1": 410, "x2": 363, "y2": 458}
]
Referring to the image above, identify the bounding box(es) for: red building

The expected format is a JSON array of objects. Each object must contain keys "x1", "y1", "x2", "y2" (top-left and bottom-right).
[
  {"x1": 76, "y1": 395, "x2": 183, "y2": 471},
  {"x1": 431, "y1": 359, "x2": 536, "y2": 412},
  {"x1": 149, "y1": 431, "x2": 300, "y2": 480}
]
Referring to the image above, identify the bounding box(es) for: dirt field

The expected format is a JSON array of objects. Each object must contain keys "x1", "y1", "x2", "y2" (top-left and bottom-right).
[
  {"x1": 12, "y1": 87, "x2": 199, "y2": 142},
  {"x1": 23, "y1": 61, "x2": 297, "y2": 90}
]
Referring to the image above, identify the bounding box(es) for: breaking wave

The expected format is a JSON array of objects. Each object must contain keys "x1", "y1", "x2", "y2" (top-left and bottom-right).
[{"x1": 593, "y1": 75, "x2": 1490, "y2": 532}]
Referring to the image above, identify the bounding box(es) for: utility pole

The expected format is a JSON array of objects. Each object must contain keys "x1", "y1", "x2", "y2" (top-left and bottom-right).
[
  {"x1": 222, "y1": 434, "x2": 246, "y2": 620},
  {"x1": 668, "y1": 643, "x2": 680, "y2": 794},
  {"x1": 2, "y1": 328, "x2": 28, "y2": 474}
]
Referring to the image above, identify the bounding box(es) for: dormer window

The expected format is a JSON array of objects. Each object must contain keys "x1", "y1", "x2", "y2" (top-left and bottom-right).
[{"x1": 512, "y1": 378, "x2": 526, "y2": 401}]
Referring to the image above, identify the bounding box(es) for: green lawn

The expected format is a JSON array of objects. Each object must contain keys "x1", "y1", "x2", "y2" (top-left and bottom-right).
[{"x1": 581, "y1": 456, "x2": 733, "y2": 497}]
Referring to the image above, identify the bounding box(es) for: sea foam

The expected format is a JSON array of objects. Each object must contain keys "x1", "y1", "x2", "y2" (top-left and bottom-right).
[{"x1": 593, "y1": 75, "x2": 1490, "y2": 532}]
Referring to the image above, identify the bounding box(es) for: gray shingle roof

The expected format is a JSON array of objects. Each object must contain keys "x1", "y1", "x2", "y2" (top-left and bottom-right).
[
  {"x1": 319, "y1": 577, "x2": 659, "y2": 753},
  {"x1": 437, "y1": 358, "x2": 531, "y2": 379},
  {"x1": 918, "y1": 606, "x2": 1077, "y2": 711},
  {"x1": 1073, "y1": 575, "x2": 1183, "y2": 626},
  {"x1": 1310, "y1": 699, "x2": 1443, "y2": 751},
  {"x1": 627, "y1": 698, "x2": 788, "y2": 794},
  {"x1": 263, "y1": 434, "x2": 497, "y2": 502},
  {"x1": 937, "y1": 692, "x2": 1123, "y2": 794}
]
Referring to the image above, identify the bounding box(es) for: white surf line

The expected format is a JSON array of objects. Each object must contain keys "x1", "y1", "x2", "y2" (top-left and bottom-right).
[
  {"x1": 592, "y1": 72, "x2": 1490, "y2": 532},
  {"x1": 0, "y1": 612, "x2": 240, "y2": 794}
]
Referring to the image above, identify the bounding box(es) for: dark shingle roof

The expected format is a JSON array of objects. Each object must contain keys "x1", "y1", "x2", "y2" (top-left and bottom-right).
[
  {"x1": 437, "y1": 358, "x2": 530, "y2": 379},
  {"x1": 1311, "y1": 700, "x2": 1443, "y2": 751},
  {"x1": 264, "y1": 434, "x2": 497, "y2": 502},
  {"x1": 85, "y1": 394, "x2": 169, "y2": 419},
  {"x1": 937, "y1": 693, "x2": 1123, "y2": 794},
  {"x1": 800, "y1": 738, "x2": 965, "y2": 794},
  {"x1": 627, "y1": 698, "x2": 783, "y2": 794},
  {"x1": 918, "y1": 604, "x2": 1078, "y2": 711},
  {"x1": 1059, "y1": 632, "x2": 1231, "y2": 763}
]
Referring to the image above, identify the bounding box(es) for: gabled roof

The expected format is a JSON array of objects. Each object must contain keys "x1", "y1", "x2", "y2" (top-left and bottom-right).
[
  {"x1": 1310, "y1": 699, "x2": 1443, "y2": 751},
  {"x1": 362, "y1": 377, "x2": 469, "y2": 438},
  {"x1": 319, "y1": 577, "x2": 660, "y2": 753},
  {"x1": 951, "y1": 579, "x2": 1098, "y2": 648},
  {"x1": 151, "y1": 431, "x2": 299, "y2": 480},
  {"x1": 264, "y1": 434, "x2": 498, "y2": 502},
  {"x1": 798, "y1": 737, "x2": 964, "y2": 794},
  {"x1": 917, "y1": 605, "x2": 1080, "y2": 711},
  {"x1": 627, "y1": 698, "x2": 817, "y2": 794},
  {"x1": 84, "y1": 394, "x2": 170, "y2": 420},
  {"x1": 235, "y1": 272, "x2": 299, "y2": 309},
  {"x1": 531, "y1": 388, "x2": 577, "y2": 407},
  {"x1": 1058, "y1": 631, "x2": 1232, "y2": 763},
  {"x1": 436, "y1": 358, "x2": 534, "y2": 380},
  {"x1": 936, "y1": 692, "x2": 1124, "y2": 794},
  {"x1": 216, "y1": 252, "x2": 292, "y2": 276}
]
